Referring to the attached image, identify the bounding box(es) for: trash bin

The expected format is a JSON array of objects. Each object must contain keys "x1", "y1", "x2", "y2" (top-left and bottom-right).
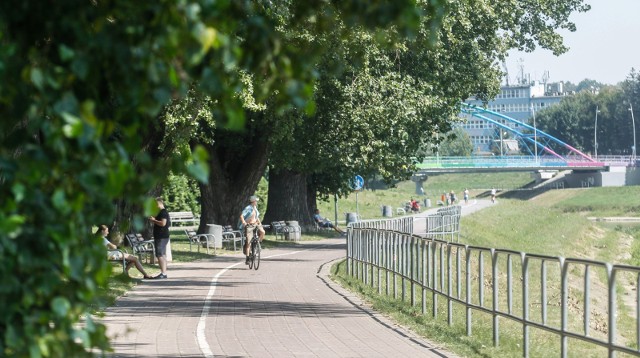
[
  {"x1": 382, "y1": 205, "x2": 393, "y2": 217},
  {"x1": 284, "y1": 221, "x2": 301, "y2": 241},
  {"x1": 204, "y1": 224, "x2": 223, "y2": 248},
  {"x1": 346, "y1": 212, "x2": 358, "y2": 225}
]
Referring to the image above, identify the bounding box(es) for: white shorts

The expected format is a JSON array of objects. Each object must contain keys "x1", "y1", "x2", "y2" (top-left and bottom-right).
[{"x1": 107, "y1": 251, "x2": 124, "y2": 260}]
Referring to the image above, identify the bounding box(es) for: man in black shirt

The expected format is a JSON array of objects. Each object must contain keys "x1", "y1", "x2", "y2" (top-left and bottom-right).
[{"x1": 149, "y1": 197, "x2": 170, "y2": 279}]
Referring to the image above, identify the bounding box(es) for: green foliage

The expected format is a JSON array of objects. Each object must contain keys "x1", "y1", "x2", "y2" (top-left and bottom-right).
[
  {"x1": 0, "y1": 1, "x2": 432, "y2": 356},
  {"x1": 436, "y1": 127, "x2": 474, "y2": 157},
  {"x1": 269, "y1": 0, "x2": 591, "y2": 197},
  {"x1": 535, "y1": 70, "x2": 640, "y2": 155},
  {"x1": 163, "y1": 173, "x2": 201, "y2": 214}
]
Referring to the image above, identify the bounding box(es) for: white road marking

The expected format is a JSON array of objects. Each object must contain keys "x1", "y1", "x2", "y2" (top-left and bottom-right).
[{"x1": 197, "y1": 250, "x2": 304, "y2": 357}]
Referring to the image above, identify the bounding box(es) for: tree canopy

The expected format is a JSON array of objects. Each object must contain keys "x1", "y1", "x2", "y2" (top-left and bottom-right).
[
  {"x1": 0, "y1": 1, "x2": 433, "y2": 355},
  {"x1": 535, "y1": 69, "x2": 640, "y2": 156}
]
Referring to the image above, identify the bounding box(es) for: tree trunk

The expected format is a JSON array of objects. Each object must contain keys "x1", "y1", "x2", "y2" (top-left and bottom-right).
[
  {"x1": 263, "y1": 168, "x2": 314, "y2": 228},
  {"x1": 113, "y1": 115, "x2": 166, "y2": 238},
  {"x1": 306, "y1": 178, "x2": 317, "y2": 216},
  {"x1": 197, "y1": 133, "x2": 269, "y2": 233}
]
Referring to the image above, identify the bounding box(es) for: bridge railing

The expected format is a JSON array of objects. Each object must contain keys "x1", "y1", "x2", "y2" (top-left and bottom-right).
[
  {"x1": 419, "y1": 155, "x2": 639, "y2": 169},
  {"x1": 346, "y1": 215, "x2": 640, "y2": 357}
]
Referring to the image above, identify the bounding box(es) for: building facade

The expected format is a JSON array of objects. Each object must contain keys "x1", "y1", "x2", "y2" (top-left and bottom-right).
[{"x1": 461, "y1": 81, "x2": 567, "y2": 154}]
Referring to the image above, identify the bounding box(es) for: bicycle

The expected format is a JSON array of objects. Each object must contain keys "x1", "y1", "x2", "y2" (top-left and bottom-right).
[{"x1": 245, "y1": 224, "x2": 268, "y2": 270}]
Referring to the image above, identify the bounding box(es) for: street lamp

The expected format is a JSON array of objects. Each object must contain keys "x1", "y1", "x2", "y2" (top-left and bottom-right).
[
  {"x1": 594, "y1": 106, "x2": 600, "y2": 160},
  {"x1": 499, "y1": 130, "x2": 508, "y2": 157},
  {"x1": 532, "y1": 104, "x2": 538, "y2": 163},
  {"x1": 630, "y1": 103, "x2": 636, "y2": 161}
]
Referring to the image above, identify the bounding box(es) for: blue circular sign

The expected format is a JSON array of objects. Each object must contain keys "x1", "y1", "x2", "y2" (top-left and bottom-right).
[{"x1": 351, "y1": 175, "x2": 364, "y2": 191}]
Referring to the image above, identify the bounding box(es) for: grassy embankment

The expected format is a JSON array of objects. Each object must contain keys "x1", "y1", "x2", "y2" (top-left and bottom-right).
[{"x1": 330, "y1": 177, "x2": 640, "y2": 358}]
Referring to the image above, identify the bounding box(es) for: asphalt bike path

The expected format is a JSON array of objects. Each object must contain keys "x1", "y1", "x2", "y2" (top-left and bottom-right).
[{"x1": 103, "y1": 201, "x2": 494, "y2": 357}]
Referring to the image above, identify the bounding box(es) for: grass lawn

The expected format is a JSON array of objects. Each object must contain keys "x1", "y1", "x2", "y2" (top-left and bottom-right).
[{"x1": 316, "y1": 172, "x2": 532, "y2": 223}]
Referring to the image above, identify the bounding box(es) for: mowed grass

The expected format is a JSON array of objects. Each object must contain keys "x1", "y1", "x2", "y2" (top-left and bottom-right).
[
  {"x1": 316, "y1": 172, "x2": 532, "y2": 223},
  {"x1": 332, "y1": 176, "x2": 640, "y2": 358}
]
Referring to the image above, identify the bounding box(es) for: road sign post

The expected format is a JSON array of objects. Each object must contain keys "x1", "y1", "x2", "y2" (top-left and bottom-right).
[{"x1": 351, "y1": 175, "x2": 364, "y2": 220}]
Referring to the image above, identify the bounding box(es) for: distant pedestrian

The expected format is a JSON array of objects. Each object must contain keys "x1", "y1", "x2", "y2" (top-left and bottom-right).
[
  {"x1": 490, "y1": 188, "x2": 497, "y2": 203},
  {"x1": 449, "y1": 190, "x2": 456, "y2": 205},
  {"x1": 410, "y1": 199, "x2": 420, "y2": 213},
  {"x1": 463, "y1": 188, "x2": 469, "y2": 204}
]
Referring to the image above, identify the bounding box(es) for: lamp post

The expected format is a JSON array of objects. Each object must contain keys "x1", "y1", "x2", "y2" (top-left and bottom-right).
[
  {"x1": 594, "y1": 106, "x2": 600, "y2": 160},
  {"x1": 532, "y1": 104, "x2": 538, "y2": 163},
  {"x1": 630, "y1": 103, "x2": 636, "y2": 161},
  {"x1": 499, "y1": 129, "x2": 503, "y2": 157}
]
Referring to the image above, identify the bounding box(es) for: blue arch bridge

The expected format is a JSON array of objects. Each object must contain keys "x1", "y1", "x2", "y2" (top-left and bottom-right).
[{"x1": 418, "y1": 103, "x2": 638, "y2": 175}]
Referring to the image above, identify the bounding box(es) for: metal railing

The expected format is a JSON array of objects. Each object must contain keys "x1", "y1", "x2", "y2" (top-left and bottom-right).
[
  {"x1": 418, "y1": 155, "x2": 640, "y2": 169},
  {"x1": 346, "y1": 212, "x2": 640, "y2": 357}
]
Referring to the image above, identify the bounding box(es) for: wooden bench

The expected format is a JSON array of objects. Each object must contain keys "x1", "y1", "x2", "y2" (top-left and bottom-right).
[{"x1": 169, "y1": 211, "x2": 199, "y2": 229}]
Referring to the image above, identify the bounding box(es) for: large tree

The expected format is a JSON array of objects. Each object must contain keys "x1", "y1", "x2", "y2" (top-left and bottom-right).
[
  {"x1": 263, "y1": 0, "x2": 592, "y2": 225},
  {"x1": 0, "y1": 1, "x2": 433, "y2": 356}
]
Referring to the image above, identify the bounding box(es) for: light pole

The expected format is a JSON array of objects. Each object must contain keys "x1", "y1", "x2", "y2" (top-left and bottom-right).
[
  {"x1": 532, "y1": 104, "x2": 538, "y2": 163},
  {"x1": 594, "y1": 106, "x2": 600, "y2": 160},
  {"x1": 499, "y1": 129, "x2": 503, "y2": 156},
  {"x1": 630, "y1": 103, "x2": 636, "y2": 161}
]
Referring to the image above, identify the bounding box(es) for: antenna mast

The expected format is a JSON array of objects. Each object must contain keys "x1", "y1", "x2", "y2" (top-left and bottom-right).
[{"x1": 502, "y1": 61, "x2": 510, "y2": 86}]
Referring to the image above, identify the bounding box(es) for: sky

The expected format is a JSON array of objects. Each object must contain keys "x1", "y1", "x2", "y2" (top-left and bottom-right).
[{"x1": 505, "y1": 0, "x2": 640, "y2": 85}]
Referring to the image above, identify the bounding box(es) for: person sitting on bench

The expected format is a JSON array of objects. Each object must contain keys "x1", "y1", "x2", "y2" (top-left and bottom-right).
[
  {"x1": 313, "y1": 209, "x2": 345, "y2": 234},
  {"x1": 97, "y1": 225, "x2": 152, "y2": 279}
]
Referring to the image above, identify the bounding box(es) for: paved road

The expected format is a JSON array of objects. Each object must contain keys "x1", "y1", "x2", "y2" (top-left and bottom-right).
[
  {"x1": 102, "y1": 238, "x2": 458, "y2": 357},
  {"x1": 412, "y1": 199, "x2": 494, "y2": 235}
]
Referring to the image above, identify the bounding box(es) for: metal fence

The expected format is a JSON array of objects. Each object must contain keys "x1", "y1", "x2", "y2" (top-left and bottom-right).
[{"x1": 346, "y1": 210, "x2": 640, "y2": 357}]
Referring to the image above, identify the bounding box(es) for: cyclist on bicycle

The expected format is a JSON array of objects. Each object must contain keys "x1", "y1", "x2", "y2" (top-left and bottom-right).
[{"x1": 239, "y1": 195, "x2": 265, "y2": 264}]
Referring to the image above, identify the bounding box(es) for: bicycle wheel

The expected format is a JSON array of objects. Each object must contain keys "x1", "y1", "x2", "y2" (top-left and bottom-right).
[
  {"x1": 253, "y1": 242, "x2": 261, "y2": 270},
  {"x1": 248, "y1": 241, "x2": 255, "y2": 269}
]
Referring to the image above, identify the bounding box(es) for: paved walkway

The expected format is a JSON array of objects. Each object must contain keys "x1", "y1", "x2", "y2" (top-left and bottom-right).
[
  {"x1": 102, "y1": 238, "x2": 459, "y2": 357},
  {"x1": 101, "y1": 202, "x2": 498, "y2": 357}
]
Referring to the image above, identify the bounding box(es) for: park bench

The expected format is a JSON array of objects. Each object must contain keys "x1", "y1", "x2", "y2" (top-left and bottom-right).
[
  {"x1": 107, "y1": 249, "x2": 127, "y2": 273},
  {"x1": 183, "y1": 229, "x2": 216, "y2": 254},
  {"x1": 124, "y1": 233, "x2": 155, "y2": 264},
  {"x1": 271, "y1": 221, "x2": 287, "y2": 240},
  {"x1": 169, "y1": 211, "x2": 199, "y2": 229},
  {"x1": 222, "y1": 225, "x2": 243, "y2": 252},
  {"x1": 312, "y1": 216, "x2": 332, "y2": 232}
]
